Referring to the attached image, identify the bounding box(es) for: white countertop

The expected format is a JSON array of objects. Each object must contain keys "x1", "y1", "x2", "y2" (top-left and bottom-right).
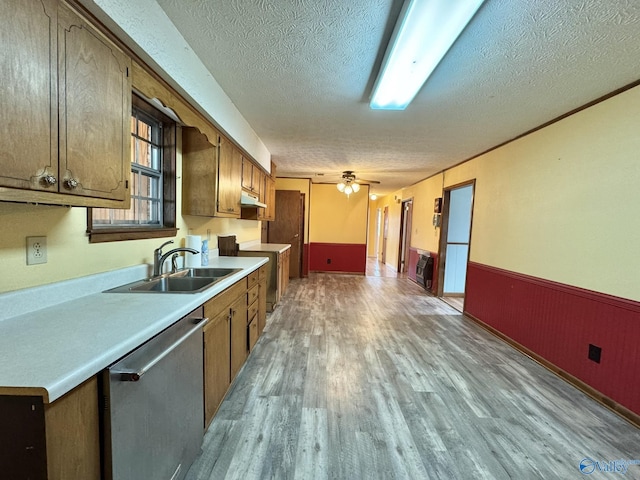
[
  {"x1": 0, "y1": 256, "x2": 268, "y2": 403},
  {"x1": 240, "y1": 243, "x2": 291, "y2": 253}
]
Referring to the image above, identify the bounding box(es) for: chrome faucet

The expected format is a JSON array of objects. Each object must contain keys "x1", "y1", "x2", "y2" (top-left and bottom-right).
[{"x1": 153, "y1": 240, "x2": 199, "y2": 276}]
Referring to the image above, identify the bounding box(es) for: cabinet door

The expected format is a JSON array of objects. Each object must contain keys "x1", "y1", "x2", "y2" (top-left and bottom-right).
[
  {"x1": 0, "y1": 0, "x2": 58, "y2": 191},
  {"x1": 241, "y1": 156, "x2": 252, "y2": 191},
  {"x1": 203, "y1": 307, "x2": 231, "y2": 427},
  {"x1": 58, "y1": 2, "x2": 131, "y2": 201},
  {"x1": 252, "y1": 166, "x2": 262, "y2": 196},
  {"x1": 230, "y1": 295, "x2": 248, "y2": 380},
  {"x1": 248, "y1": 317, "x2": 258, "y2": 352},
  {"x1": 258, "y1": 278, "x2": 267, "y2": 335},
  {"x1": 262, "y1": 175, "x2": 276, "y2": 221},
  {"x1": 182, "y1": 127, "x2": 218, "y2": 216},
  {"x1": 217, "y1": 137, "x2": 242, "y2": 216}
]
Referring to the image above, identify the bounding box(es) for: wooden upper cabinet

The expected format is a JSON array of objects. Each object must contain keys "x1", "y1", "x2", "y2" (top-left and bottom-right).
[
  {"x1": 182, "y1": 127, "x2": 241, "y2": 218},
  {"x1": 0, "y1": 0, "x2": 58, "y2": 192},
  {"x1": 241, "y1": 155, "x2": 264, "y2": 197},
  {"x1": 182, "y1": 127, "x2": 219, "y2": 216},
  {"x1": 252, "y1": 166, "x2": 263, "y2": 198},
  {"x1": 241, "y1": 156, "x2": 253, "y2": 191},
  {"x1": 0, "y1": 0, "x2": 131, "y2": 207},
  {"x1": 57, "y1": 1, "x2": 131, "y2": 202},
  {"x1": 217, "y1": 137, "x2": 242, "y2": 217}
]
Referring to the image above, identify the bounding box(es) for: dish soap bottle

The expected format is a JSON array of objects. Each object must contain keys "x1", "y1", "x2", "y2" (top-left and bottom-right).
[{"x1": 201, "y1": 240, "x2": 209, "y2": 266}]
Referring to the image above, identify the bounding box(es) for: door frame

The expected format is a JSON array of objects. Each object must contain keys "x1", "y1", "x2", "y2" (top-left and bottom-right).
[
  {"x1": 382, "y1": 206, "x2": 389, "y2": 264},
  {"x1": 437, "y1": 180, "x2": 476, "y2": 299},
  {"x1": 398, "y1": 198, "x2": 413, "y2": 273}
]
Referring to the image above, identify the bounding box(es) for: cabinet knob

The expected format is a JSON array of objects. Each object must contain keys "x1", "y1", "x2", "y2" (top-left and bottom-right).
[
  {"x1": 43, "y1": 174, "x2": 57, "y2": 186},
  {"x1": 65, "y1": 178, "x2": 79, "y2": 190}
]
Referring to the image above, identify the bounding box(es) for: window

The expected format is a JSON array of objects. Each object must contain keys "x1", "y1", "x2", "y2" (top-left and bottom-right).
[{"x1": 88, "y1": 95, "x2": 177, "y2": 243}]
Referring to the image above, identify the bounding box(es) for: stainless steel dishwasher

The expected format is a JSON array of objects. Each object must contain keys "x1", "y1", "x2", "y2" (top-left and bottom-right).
[{"x1": 102, "y1": 307, "x2": 207, "y2": 480}]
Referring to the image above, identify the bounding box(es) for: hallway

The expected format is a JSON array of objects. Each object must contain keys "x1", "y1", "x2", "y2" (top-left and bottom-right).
[{"x1": 187, "y1": 273, "x2": 640, "y2": 479}]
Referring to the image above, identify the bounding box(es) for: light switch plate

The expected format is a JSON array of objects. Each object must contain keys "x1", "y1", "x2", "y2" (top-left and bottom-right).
[{"x1": 26, "y1": 236, "x2": 47, "y2": 265}]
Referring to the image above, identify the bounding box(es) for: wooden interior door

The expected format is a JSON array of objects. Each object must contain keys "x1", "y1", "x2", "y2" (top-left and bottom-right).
[{"x1": 268, "y1": 190, "x2": 302, "y2": 278}]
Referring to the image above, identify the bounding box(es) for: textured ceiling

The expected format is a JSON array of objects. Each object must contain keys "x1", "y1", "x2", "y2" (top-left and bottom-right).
[{"x1": 155, "y1": 0, "x2": 640, "y2": 194}]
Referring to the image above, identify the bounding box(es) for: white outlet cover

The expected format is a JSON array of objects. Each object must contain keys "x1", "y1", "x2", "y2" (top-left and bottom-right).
[{"x1": 26, "y1": 236, "x2": 47, "y2": 265}]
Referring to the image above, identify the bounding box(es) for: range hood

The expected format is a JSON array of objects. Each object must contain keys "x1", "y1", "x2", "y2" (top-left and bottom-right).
[{"x1": 240, "y1": 191, "x2": 267, "y2": 208}]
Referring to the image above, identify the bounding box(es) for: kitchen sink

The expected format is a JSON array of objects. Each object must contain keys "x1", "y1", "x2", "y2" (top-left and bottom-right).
[
  {"x1": 130, "y1": 276, "x2": 216, "y2": 293},
  {"x1": 177, "y1": 267, "x2": 241, "y2": 278},
  {"x1": 105, "y1": 267, "x2": 241, "y2": 293}
]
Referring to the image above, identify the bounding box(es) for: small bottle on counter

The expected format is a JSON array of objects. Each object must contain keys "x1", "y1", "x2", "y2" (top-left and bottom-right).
[{"x1": 201, "y1": 240, "x2": 209, "y2": 266}]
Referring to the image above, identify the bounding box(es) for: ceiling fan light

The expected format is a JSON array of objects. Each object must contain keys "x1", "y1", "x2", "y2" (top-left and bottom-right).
[
  {"x1": 337, "y1": 182, "x2": 346, "y2": 192},
  {"x1": 351, "y1": 183, "x2": 361, "y2": 192},
  {"x1": 344, "y1": 185, "x2": 353, "y2": 195}
]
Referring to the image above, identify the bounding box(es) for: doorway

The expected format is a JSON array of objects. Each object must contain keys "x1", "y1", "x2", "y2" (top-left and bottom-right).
[
  {"x1": 398, "y1": 199, "x2": 413, "y2": 273},
  {"x1": 437, "y1": 182, "x2": 475, "y2": 311},
  {"x1": 381, "y1": 206, "x2": 389, "y2": 265},
  {"x1": 267, "y1": 190, "x2": 304, "y2": 278}
]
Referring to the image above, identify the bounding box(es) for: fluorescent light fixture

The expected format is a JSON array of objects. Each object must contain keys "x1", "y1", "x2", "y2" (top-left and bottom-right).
[{"x1": 370, "y1": 0, "x2": 485, "y2": 110}]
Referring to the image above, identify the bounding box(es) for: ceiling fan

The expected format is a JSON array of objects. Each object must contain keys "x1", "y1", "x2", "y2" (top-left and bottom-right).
[{"x1": 331, "y1": 171, "x2": 380, "y2": 196}]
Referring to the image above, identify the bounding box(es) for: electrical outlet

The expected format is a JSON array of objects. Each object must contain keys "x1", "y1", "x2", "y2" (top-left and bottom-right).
[
  {"x1": 26, "y1": 236, "x2": 47, "y2": 265},
  {"x1": 588, "y1": 344, "x2": 602, "y2": 364}
]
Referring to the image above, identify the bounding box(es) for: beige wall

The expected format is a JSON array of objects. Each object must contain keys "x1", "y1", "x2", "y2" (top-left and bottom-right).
[
  {"x1": 309, "y1": 184, "x2": 369, "y2": 244},
  {"x1": 401, "y1": 173, "x2": 444, "y2": 253},
  {"x1": 0, "y1": 132, "x2": 261, "y2": 293},
  {"x1": 275, "y1": 178, "x2": 311, "y2": 244},
  {"x1": 442, "y1": 85, "x2": 640, "y2": 301},
  {"x1": 372, "y1": 85, "x2": 640, "y2": 301}
]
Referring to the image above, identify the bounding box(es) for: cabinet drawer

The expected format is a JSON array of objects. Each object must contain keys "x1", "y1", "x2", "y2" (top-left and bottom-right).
[
  {"x1": 247, "y1": 300, "x2": 259, "y2": 324},
  {"x1": 205, "y1": 278, "x2": 247, "y2": 315},
  {"x1": 247, "y1": 284, "x2": 259, "y2": 306},
  {"x1": 258, "y1": 265, "x2": 267, "y2": 281},
  {"x1": 247, "y1": 269, "x2": 259, "y2": 288}
]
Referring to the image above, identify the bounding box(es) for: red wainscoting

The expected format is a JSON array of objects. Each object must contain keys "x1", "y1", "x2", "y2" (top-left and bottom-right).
[
  {"x1": 465, "y1": 261, "x2": 640, "y2": 416},
  {"x1": 309, "y1": 243, "x2": 366, "y2": 274},
  {"x1": 408, "y1": 248, "x2": 439, "y2": 294},
  {"x1": 302, "y1": 243, "x2": 309, "y2": 277}
]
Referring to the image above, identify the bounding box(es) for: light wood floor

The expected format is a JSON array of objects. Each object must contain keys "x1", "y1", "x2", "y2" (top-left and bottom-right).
[
  {"x1": 186, "y1": 274, "x2": 640, "y2": 480},
  {"x1": 441, "y1": 296, "x2": 464, "y2": 312}
]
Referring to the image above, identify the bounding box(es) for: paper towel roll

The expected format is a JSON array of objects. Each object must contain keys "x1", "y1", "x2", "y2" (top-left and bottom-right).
[{"x1": 185, "y1": 235, "x2": 202, "y2": 267}]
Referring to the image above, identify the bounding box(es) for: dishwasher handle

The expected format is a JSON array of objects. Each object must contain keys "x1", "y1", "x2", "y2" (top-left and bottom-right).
[{"x1": 112, "y1": 317, "x2": 207, "y2": 382}]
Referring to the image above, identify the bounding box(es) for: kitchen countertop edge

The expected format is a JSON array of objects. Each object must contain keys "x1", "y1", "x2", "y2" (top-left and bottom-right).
[{"x1": 0, "y1": 256, "x2": 269, "y2": 403}]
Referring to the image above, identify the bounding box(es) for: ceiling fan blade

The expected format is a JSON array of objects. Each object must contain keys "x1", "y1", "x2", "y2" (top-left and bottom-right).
[{"x1": 355, "y1": 178, "x2": 381, "y2": 184}]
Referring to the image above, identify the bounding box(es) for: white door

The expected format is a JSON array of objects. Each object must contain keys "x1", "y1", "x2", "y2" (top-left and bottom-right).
[{"x1": 443, "y1": 184, "x2": 473, "y2": 294}]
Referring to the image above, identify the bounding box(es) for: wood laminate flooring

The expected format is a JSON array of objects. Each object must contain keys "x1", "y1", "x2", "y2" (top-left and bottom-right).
[{"x1": 186, "y1": 274, "x2": 640, "y2": 480}]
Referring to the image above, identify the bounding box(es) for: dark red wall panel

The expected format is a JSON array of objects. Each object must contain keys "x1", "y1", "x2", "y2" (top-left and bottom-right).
[
  {"x1": 466, "y1": 261, "x2": 640, "y2": 415},
  {"x1": 309, "y1": 243, "x2": 366, "y2": 274},
  {"x1": 302, "y1": 243, "x2": 309, "y2": 277}
]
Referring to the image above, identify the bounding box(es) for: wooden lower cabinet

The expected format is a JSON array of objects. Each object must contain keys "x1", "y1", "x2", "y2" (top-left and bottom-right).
[
  {"x1": 202, "y1": 307, "x2": 231, "y2": 427},
  {"x1": 258, "y1": 267, "x2": 268, "y2": 334},
  {"x1": 238, "y1": 250, "x2": 290, "y2": 311},
  {"x1": 0, "y1": 376, "x2": 100, "y2": 480},
  {"x1": 229, "y1": 295, "x2": 248, "y2": 381},
  {"x1": 202, "y1": 276, "x2": 253, "y2": 427}
]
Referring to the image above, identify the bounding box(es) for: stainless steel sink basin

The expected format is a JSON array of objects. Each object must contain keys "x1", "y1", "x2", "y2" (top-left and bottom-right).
[
  {"x1": 106, "y1": 275, "x2": 216, "y2": 294},
  {"x1": 131, "y1": 276, "x2": 216, "y2": 293},
  {"x1": 178, "y1": 267, "x2": 241, "y2": 278},
  {"x1": 105, "y1": 267, "x2": 241, "y2": 293}
]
